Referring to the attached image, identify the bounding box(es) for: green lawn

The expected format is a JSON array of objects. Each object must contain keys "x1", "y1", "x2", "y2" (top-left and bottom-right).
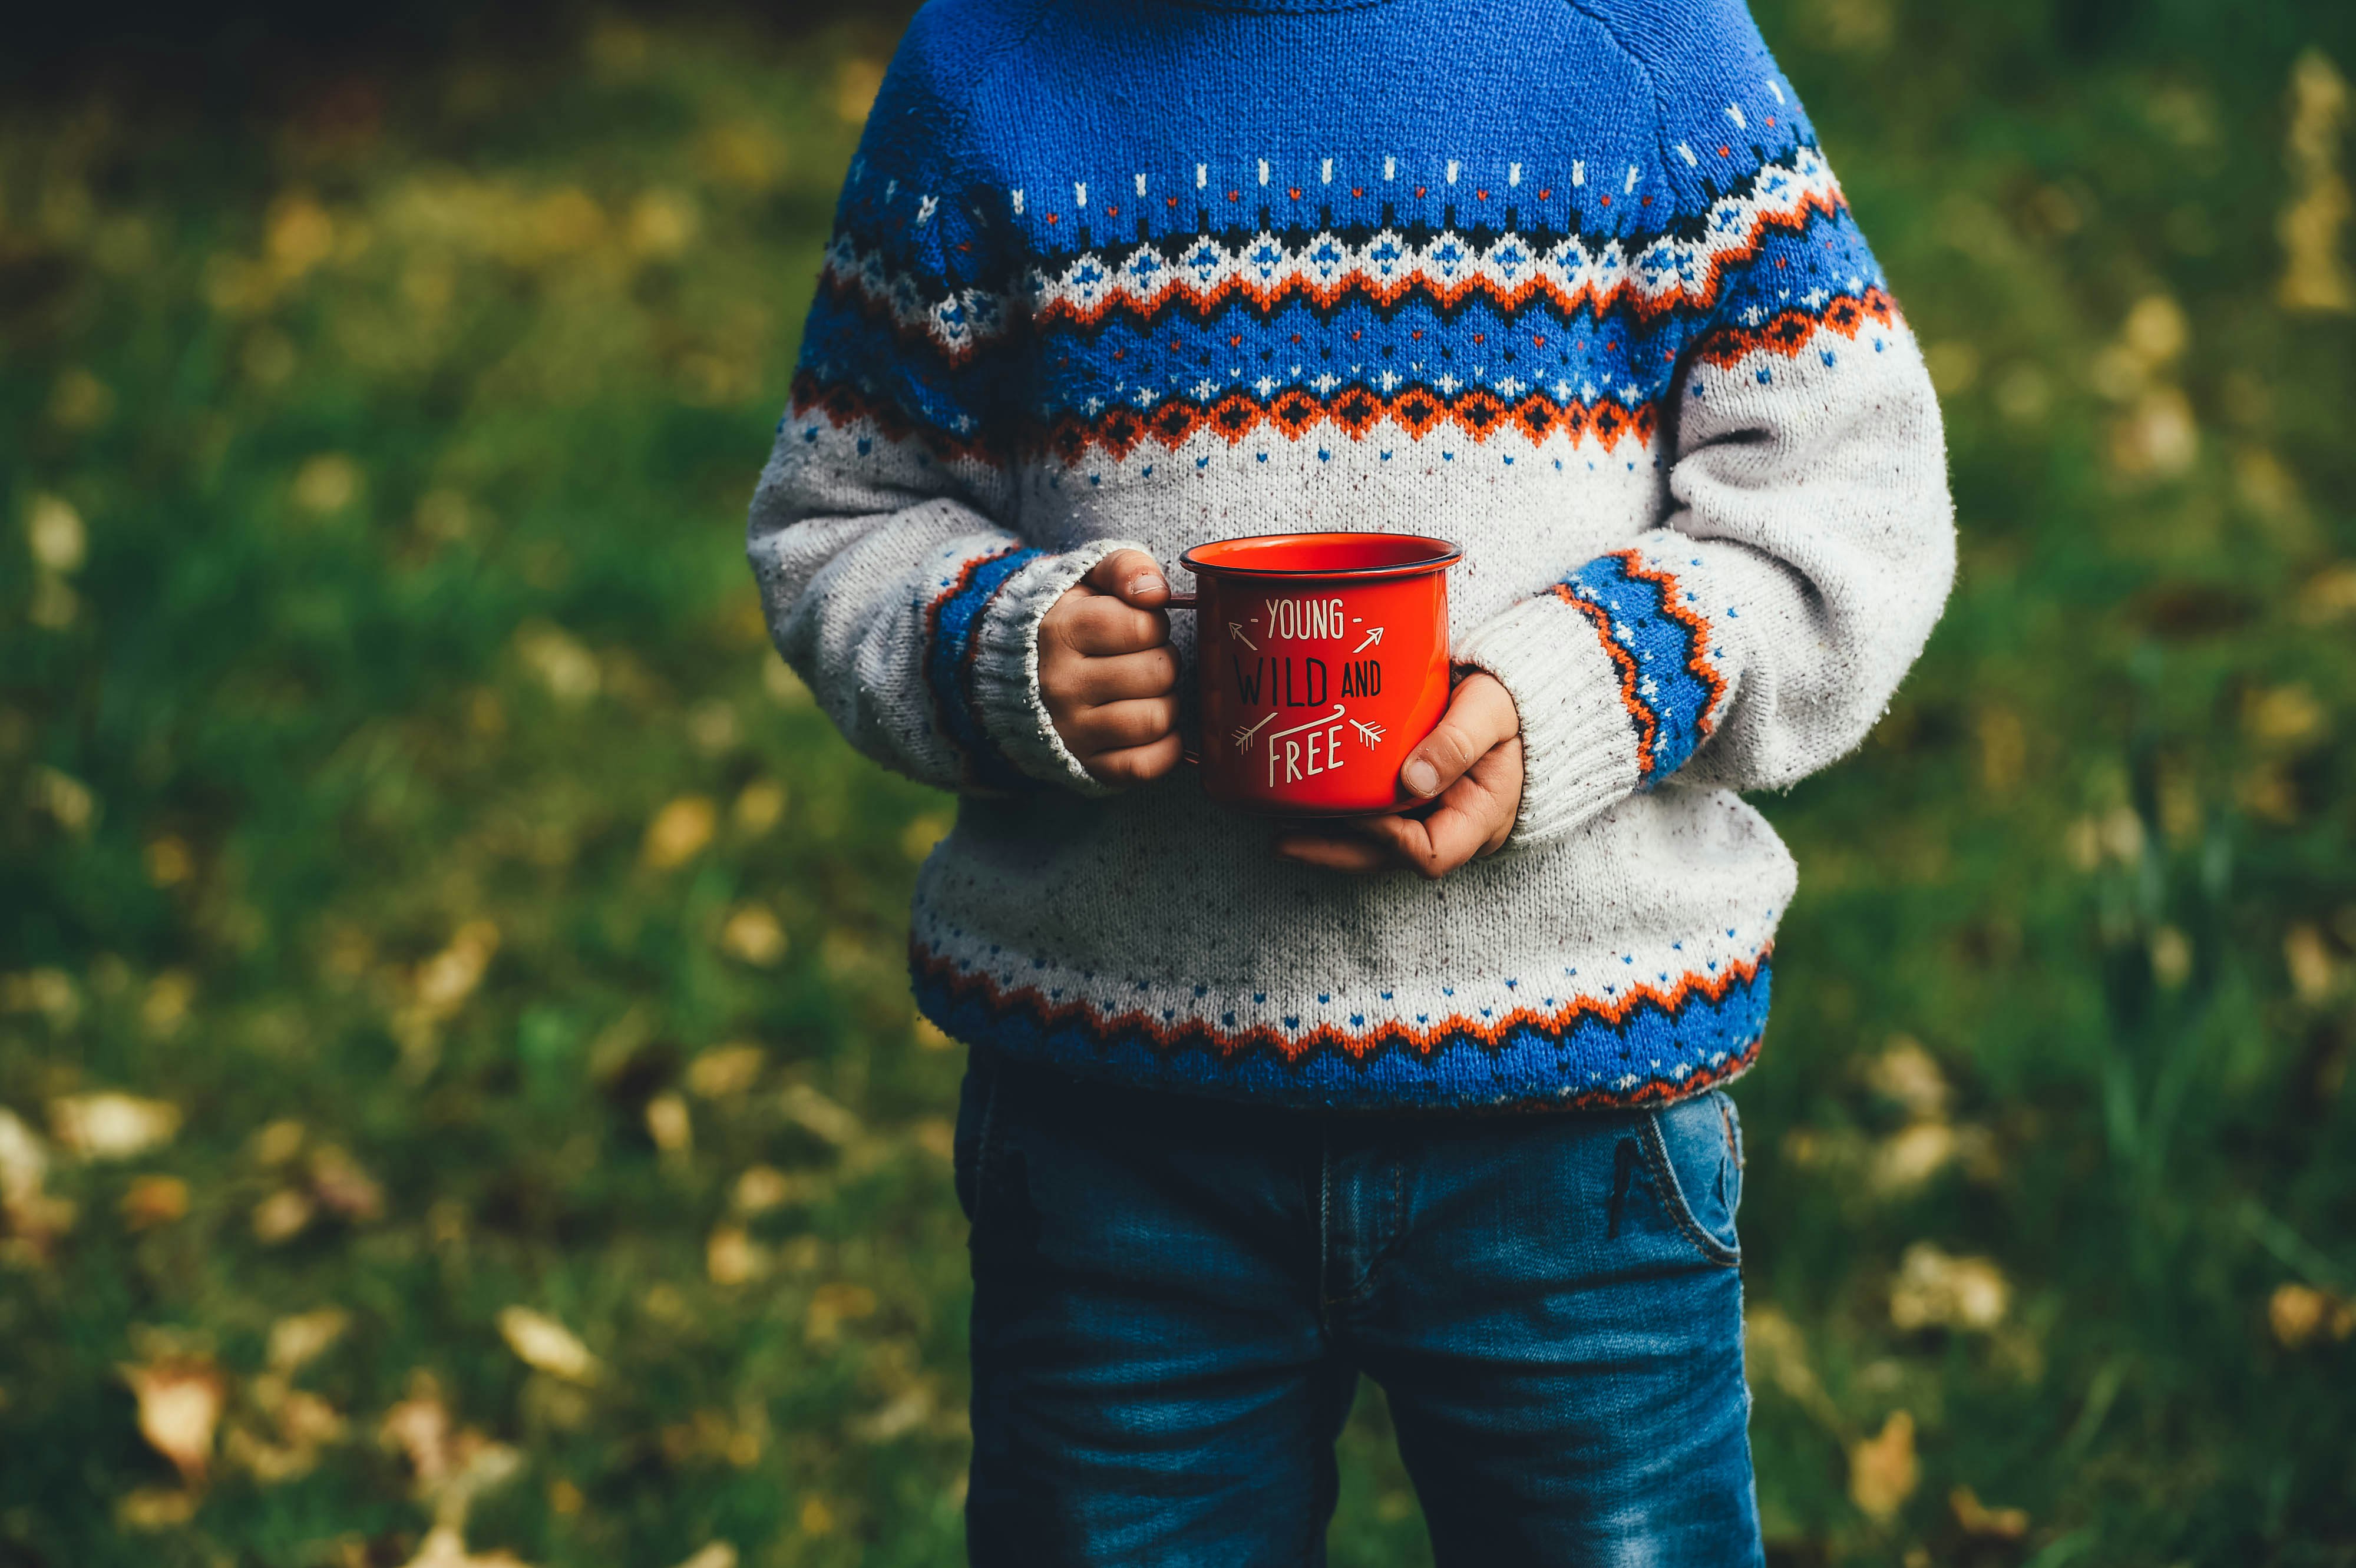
[{"x1": 3, "y1": 4, "x2": 2354, "y2": 1564}]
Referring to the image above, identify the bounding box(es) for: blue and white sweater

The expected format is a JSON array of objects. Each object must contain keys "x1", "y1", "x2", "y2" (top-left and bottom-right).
[{"x1": 749, "y1": 0, "x2": 1954, "y2": 1112}]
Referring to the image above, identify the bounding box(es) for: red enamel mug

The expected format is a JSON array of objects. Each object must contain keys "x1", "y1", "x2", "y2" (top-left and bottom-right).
[{"x1": 1167, "y1": 531, "x2": 1462, "y2": 816}]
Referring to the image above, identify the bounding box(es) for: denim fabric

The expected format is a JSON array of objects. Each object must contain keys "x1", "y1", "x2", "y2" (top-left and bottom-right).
[{"x1": 955, "y1": 1056, "x2": 1763, "y2": 1567}]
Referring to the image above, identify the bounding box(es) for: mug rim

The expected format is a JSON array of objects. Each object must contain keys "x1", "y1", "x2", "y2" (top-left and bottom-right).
[{"x1": 1178, "y1": 530, "x2": 1462, "y2": 583}]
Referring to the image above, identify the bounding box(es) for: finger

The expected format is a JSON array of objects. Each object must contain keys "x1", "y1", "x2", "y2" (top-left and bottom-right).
[
  {"x1": 1064, "y1": 646, "x2": 1180, "y2": 705},
  {"x1": 1085, "y1": 732, "x2": 1184, "y2": 786},
  {"x1": 1053, "y1": 594, "x2": 1169, "y2": 657},
  {"x1": 1472, "y1": 739, "x2": 1524, "y2": 857},
  {"x1": 1409, "y1": 796, "x2": 1497, "y2": 878},
  {"x1": 1338, "y1": 805, "x2": 1479, "y2": 881},
  {"x1": 1082, "y1": 548, "x2": 1170, "y2": 607},
  {"x1": 1346, "y1": 811, "x2": 1442, "y2": 872},
  {"x1": 1391, "y1": 742, "x2": 1523, "y2": 876},
  {"x1": 1273, "y1": 830, "x2": 1399, "y2": 874},
  {"x1": 1399, "y1": 673, "x2": 1520, "y2": 800},
  {"x1": 1068, "y1": 695, "x2": 1180, "y2": 753}
]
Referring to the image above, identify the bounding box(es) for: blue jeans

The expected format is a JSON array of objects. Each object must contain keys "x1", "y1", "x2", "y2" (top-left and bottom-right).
[{"x1": 954, "y1": 1056, "x2": 1763, "y2": 1567}]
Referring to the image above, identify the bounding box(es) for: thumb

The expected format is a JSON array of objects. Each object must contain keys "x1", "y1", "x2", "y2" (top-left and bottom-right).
[{"x1": 1083, "y1": 548, "x2": 1170, "y2": 607}]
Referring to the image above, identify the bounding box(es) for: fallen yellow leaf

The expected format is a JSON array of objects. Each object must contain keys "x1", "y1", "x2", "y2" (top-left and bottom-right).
[
  {"x1": 26, "y1": 493, "x2": 87, "y2": 572},
  {"x1": 1866, "y1": 1036, "x2": 1950, "y2": 1120},
  {"x1": 1871, "y1": 1122, "x2": 1959, "y2": 1193},
  {"x1": 900, "y1": 812, "x2": 951, "y2": 861},
  {"x1": 1889, "y1": 1243, "x2": 2010, "y2": 1332},
  {"x1": 309, "y1": 1145, "x2": 385, "y2": 1220},
  {"x1": 497, "y1": 1307, "x2": 600, "y2": 1385},
  {"x1": 805, "y1": 1282, "x2": 877, "y2": 1345},
  {"x1": 121, "y1": 1174, "x2": 190, "y2": 1229},
  {"x1": 686, "y1": 1043, "x2": 765, "y2": 1099},
  {"x1": 2268, "y1": 1281, "x2": 2355, "y2": 1347},
  {"x1": 708, "y1": 1225, "x2": 762, "y2": 1286},
  {"x1": 0, "y1": 1106, "x2": 75, "y2": 1252},
  {"x1": 253, "y1": 1188, "x2": 316, "y2": 1245},
  {"x1": 117, "y1": 1486, "x2": 199, "y2": 1530},
  {"x1": 292, "y1": 453, "x2": 362, "y2": 515},
  {"x1": 719, "y1": 905, "x2": 787, "y2": 966},
  {"x1": 398, "y1": 1523, "x2": 533, "y2": 1568},
  {"x1": 732, "y1": 1165, "x2": 803, "y2": 1214},
  {"x1": 731, "y1": 780, "x2": 787, "y2": 836},
  {"x1": 381, "y1": 1372, "x2": 455, "y2": 1490},
  {"x1": 1848, "y1": 1409, "x2": 1918, "y2": 1521},
  {"x1": 51, "y1": 1093, "x2": 181, "y2": 1160},
  {"x1": 141, "y1": 970, "x2": 197, "y2": 1036},
  {"x1": 121, "y1": 1355, "x2": 226, "y2": 1486},
  {"x1": 642, "y1": 796, "x2": 717, "y2": 870},
  {"x1": 267, "y1": 1309, "x2": 351, "y2": 1374},
  {"x1": 645, "y1": 1093, "x2": 692, "y2": 1155},
  {"x1": 780, "y1": 1083, "x2": 861, "y2": 1146},
  {"x1": 414, "y1": 922, "x2": 500, "y2": 1017},
  {"x1": 253, "y1": 1118, "x2": 306, "y2": 1165},
  {"x1": 1951, "y1": 1486, "x2": 2030, "y2": 1539}
]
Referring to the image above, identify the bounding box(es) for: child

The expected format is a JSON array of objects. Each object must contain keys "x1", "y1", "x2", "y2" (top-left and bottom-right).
[{"x1": 750, "y1": 0, "x2": 1952, "y2": 1559}]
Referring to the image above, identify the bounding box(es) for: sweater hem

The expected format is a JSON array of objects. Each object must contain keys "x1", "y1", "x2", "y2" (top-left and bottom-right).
[{"x1": 911, "y1": 938, "x2": 1770, "y2": 1113}]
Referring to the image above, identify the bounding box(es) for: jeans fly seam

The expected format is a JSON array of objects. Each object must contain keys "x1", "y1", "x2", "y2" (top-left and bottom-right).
[
  {"x1": 1328, "y1": 1145, "x2": 1405, "y2": 1312},
  {"x1": 1366, "y1": 1149, "x2": 1409, "y2": 1278},
  {"x1": 1316, "y1": 1129, "x2": 1338, "y2": 1328}
]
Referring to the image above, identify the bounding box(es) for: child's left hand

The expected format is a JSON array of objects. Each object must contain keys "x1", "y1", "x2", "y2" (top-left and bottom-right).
[{"x1": 1273, "y1": 673, "x2": 1522, "y2": 878}]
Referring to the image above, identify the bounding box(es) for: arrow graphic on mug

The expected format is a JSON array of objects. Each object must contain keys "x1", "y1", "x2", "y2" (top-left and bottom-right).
[
  {"x1": 1228, "y1": 622, "x2": 1257, "y2": 650},
  {"x1": 1350, "y1": 719, "x2": 1386, "y2": 748},
  {"x1": 1267, "y1": 704, "x2": 1349, "y2": 744},
  {"x1": 1353, "y1": 626, "x2": 1384, "y2": 653},
  {"x1": 1228, "y1": 713, "x2": 1274, "y2": 752}
]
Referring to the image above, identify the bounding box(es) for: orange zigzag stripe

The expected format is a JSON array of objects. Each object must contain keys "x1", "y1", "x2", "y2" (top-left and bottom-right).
[
  {"x1": 789, "y1": 371, "x2": 1000, "y2": 466},
  {"x1": 790, "y1": 289, "x2": 1900, "y2": 470},
  {"x1": 1601, "y1": 548, "x2": 1731, "y2": 737},
  {"x1": 792, "y1": 375, "x2": 1658, "y2": 470},
  {"x1": 1031, "y1": 187, "x2": 1851, "y2": 332},
  {"x1": 1555, "y1": 587, "x2": 1658, "y2": 776},
  {"x1": 910, "y1": 940, "x2": 1771, "y2": 1068},
  {"x1": 1041, "y1": 383, "x2": 1656, "y2": 465},
  {"x1": 1694, "y1": 287, "x2": 1898, "y2": 368}
]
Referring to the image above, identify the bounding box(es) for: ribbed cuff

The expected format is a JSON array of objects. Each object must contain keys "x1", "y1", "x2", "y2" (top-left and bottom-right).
[
  {"x1": 1455, "y1": 593, "x2": 1644, "y2": 848},
  {"x1": 967, "y1": 538, "x2": 1153, "y2": 796}
]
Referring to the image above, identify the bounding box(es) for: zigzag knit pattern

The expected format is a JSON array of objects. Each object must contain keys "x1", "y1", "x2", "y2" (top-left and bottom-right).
[
  {"x1": 747, "y1": 0, "x2": 1955, "y2": 1112},
  {"x1": 911, "y1": 938, "x2": 1772, "y2": 1109}
]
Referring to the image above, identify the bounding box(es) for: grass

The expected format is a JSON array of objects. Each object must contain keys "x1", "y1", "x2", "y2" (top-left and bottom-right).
[{"x1": 2, "y1": 2, "x2": 2354, "y2": 1564}]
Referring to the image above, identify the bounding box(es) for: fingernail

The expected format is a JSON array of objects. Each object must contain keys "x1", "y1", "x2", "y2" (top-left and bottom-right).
[
  {"x1": 1402, "y1": 757, "x2": 1440, "y2": 796},
  {"x1": 1131, "y1": 571, "x2": 1166, "y2": 598}
]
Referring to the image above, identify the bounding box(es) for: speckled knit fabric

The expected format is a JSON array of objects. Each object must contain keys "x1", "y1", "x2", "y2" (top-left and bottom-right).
[{"x1": 748, "y1": 0, "x2": 1954, "y2": 1111}]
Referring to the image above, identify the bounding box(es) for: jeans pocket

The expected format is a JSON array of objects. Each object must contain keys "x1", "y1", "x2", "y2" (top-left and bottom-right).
[
  {"x1": 952, "y1": 1053, "x2": 1001, "y2": 1225},
  {"x1": 1638, "y1": 1093, "x2": 1743, "y2": 1268}
]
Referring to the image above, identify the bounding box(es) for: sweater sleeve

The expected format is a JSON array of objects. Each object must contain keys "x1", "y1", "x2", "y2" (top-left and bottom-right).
[
  {"x1": 1456, "y1": 14, "x2": 1954, "y2": 846},
  {"x1": 746, "y1": 16, "x2": 1121, "y2": 798}
]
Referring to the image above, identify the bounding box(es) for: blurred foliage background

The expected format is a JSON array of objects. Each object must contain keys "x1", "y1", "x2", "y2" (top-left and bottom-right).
[{"x1": 4, "y1": 1, "x2": 2355, "y2": 1563}]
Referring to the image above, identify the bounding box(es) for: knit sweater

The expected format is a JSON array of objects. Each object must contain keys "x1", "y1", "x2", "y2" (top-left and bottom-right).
[{"x1": 749, "y1": 0, "x2": 1954, "y2": 1112}]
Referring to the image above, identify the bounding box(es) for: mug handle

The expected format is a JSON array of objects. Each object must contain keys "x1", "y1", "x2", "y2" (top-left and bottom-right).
[{"x1": 1161, "y1": 593, "x2": 1200, "y2": 763}]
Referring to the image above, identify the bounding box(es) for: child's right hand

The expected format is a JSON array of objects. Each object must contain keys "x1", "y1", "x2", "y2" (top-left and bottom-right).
[{"x1": 1039, "y1": 549, "x2": 1184, "y2": 786}]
